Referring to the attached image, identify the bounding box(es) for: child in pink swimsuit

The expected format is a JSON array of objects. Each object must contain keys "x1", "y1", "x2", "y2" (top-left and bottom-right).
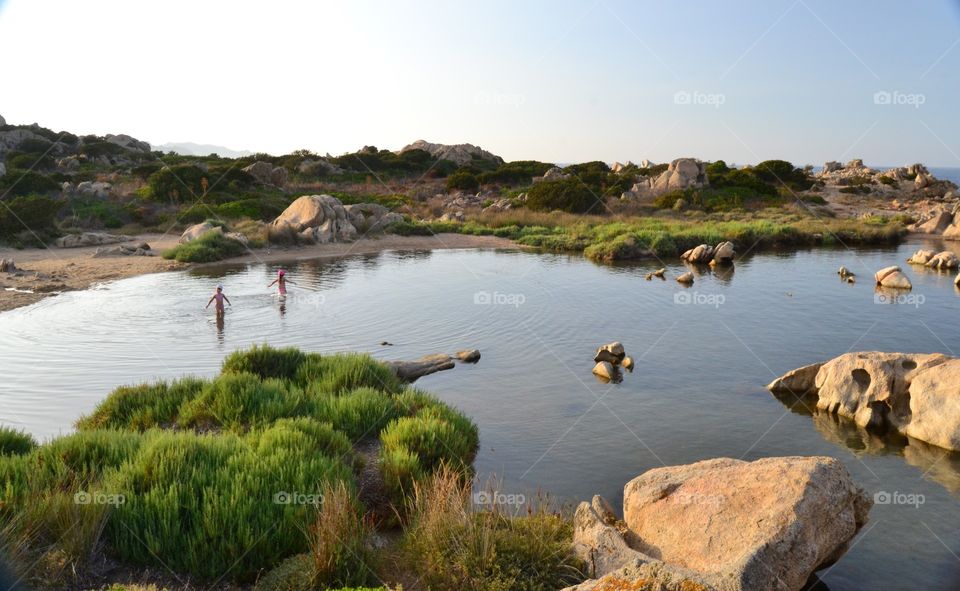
[
  {"x1": 205, "y1": 285, "x2": 231, "y2": 317},
  {"x1": 267, "y1": 269, "x2": 294, "y2": 295}
]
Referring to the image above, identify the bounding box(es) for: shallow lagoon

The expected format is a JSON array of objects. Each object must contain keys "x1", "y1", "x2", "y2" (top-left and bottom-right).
[{"x1": 2, "y1": 239, "x2": 960, "y2": 589}]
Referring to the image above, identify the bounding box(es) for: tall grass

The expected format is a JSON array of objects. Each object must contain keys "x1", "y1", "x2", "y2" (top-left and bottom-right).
[
  {"x1": 222, "y1": 344, "x2": 307, "y2": 380},
  {"x1": 400, "y1": 468, "x2": 584, "y2": 591},
  {"x1": 178, "y1": 372, "x2": 307, "y2": 430},
  {"x1": 295, "y1": 352, "x2": 404, "y2": 396}
]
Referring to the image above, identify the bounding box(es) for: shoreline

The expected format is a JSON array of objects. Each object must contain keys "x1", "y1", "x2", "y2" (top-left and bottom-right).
[{"x1": 0, "y1": 233, "x2": 518, "y2": 313}]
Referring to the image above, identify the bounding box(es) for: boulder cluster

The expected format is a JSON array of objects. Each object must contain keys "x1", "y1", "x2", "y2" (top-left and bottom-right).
[
  {"x1": 564, "y1": 456, "x2": 871, "y2": 591},
  {"x1": 621, "y1": 158, "x2": 708, "y2": 200},
  {"x1": 398, "y1": 139, "x2": 503, "y2": 166},
  {"x1": 591, "y1": 342, "x2": 633, "y2": 382},
  {"x1": 242, "y1": 161, "x2": 288, "y2": 188},
  {"x1": 266, "y1": 194, "x2": 402, "y2": 245},
  {"x1": 769, "y1": 351, "x2": 960, "y2": 452},
  {"x1": 680, "y1": 241, "x2": 735, "y2": 265}
]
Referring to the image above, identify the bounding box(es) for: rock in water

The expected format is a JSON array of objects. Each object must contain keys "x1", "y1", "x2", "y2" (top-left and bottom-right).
[
  {"x1": 907, "y1": 249, "x2": 935, "y2": 265},
  {"x1": 592, "y1": 361, "x2": 617, "y2": 381},
  {"x1": 621, "y1": 356, "x2": 634, "y2": 371},
  {"x1": 712, "y1": 241, "x2": 735, "y2": 263},
  {"x1": 676, "y1": 272, "x2": 694, "y2": 284},
  {"x1": 874, "y1": 265, "x2": 911, "y2": 289},
  {"x1": 594, "y1": 342, "x2": 625, "y2": 364},
  {"x1": 925, "y1": 251, "x2": 959, "y2": 270},
  {"x1": 769, "y1": 351, "x2": 960, "y2": 451},
  {"x1": 455, "y1": 349, "x2": 481, "y2": 363},
  {"x1": 564, "y1": 456, "x2": 871, "y2": 591}
]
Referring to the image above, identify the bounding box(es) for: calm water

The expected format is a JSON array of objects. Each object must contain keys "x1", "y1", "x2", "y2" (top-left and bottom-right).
[{"x1": 3, "y1": 240, "x2": 960, "y2": 590}]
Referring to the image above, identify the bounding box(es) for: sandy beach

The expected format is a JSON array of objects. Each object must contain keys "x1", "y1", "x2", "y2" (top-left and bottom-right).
[{"x1": 0, "y1": 232, "x2": 516, "y2": 313}]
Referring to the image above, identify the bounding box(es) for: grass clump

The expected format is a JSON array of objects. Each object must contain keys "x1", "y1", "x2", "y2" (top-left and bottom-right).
[
  {"x1": 0, "y1": 426, "x2": 36, "y2": 456},
  {"x1": 222, "y1": 343, "x2": 307, "y2": 380},
  {"x1": 178, "y1": 372, "x2": 308, "y2": 431},
  {"x1": 399, "y1": 468, "x2": 584, "y2": 591},
  {"x1": 161, "y1": 230, "x2": 247, "y2": 262},
  {"x1": 76, "y1": 378, "x2": 206, "y2": 431},
  {"x1": 295, "y1": 352, "x2": 404, "y2": 396}
]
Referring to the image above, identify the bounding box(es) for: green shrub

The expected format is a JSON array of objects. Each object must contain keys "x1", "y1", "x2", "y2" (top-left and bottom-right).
[
  {"x1": 310, "y1": 387, "x2": 400, "y2": 441},
  {"x1": 0, "y1": 427, "x2": 35, "y2": 456},
  {"x1": 222, "y1": 344, "x2": 307, "y2": 380},
  {"x1": 0, "y1": 170, "x2": 61, "y2": 197},
  {"x1": 178, "y1": 372, "x2": 307, "y2": 431},
  {"x1": 525, "y1": 179, "x2": 600, "y2": 214},
  {"x1": 105, "y1": 426, "x2": 354, "y2": 579},
  {"x1": 145, "y1": 164, "x2": 207, "y2": 203},
  {"x1": 76, "y1": 378, "x2": 206, "y2": 431},
  {"x1": 295, "y1": 353, "x2": 403, "y2": 396},
  {"x1": 0, "y1": 195, "x2": 61, "y2": 238},
  {"x1": 161, "y1": 230, "x2": 247, "y2": 262},
  {"x1": 446, "y1": 171, "x2": 480, "y2": 191}
]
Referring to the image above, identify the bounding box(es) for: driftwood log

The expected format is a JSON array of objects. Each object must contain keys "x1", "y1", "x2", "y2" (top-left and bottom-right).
[{"x1": 388, "y1": 349, "x2": 480, "y2": 382}]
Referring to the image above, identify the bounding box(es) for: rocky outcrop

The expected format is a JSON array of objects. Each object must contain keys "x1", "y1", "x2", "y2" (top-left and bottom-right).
[
  {"x1": 769, "y1": 351, "x2": 960, "y2": 451},
  {"x1": 92, "y1": 242, "x2": 153, "y2": 257},
  {"x1": 179, "y1": 222, "x2": 223, "y2": 243},
  {"x1": 533, "y1": 166, "x2": 571, "y2": 183},
  {"x1": 56, "y1": 232, "x2": 127, "y2": 248},
  {"x1": 565, "y1": 456, "x2": 870, "y2": 591},
  {"x1": 269, "y1": 195, "x2": 358, "y2": 244},
  {"x1": 104, "y1": 134, "x2": 151, "y2": 153},
  {"x1": 622, "y1": 158, "x2": 708, "y2": 200},
  {"x1": 242, "y1": 161, "x2": 288, "y2": 187},
  {"x1": 907, "y1": 249, "x2": 935, "y2": 265},
  {"x1": 343, "y1": 203, "x2": 403, "y2": 233},
  {"x1": 874, "y1": 265, "x2": 912, "y2": 289},
  {"x1": 388, "y1": 349, "x2": 480, "y2": 382},
  {"x1": 398, "y1": 140, "x2": 503, "y2": 166},
  {"x1": 910, "y1": 207, "x2": 953, "y2": 234}
]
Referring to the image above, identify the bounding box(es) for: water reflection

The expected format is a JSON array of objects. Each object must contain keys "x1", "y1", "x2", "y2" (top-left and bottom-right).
[{"x1": 771, "y1": 389, "x2": 960, "y2": 496}]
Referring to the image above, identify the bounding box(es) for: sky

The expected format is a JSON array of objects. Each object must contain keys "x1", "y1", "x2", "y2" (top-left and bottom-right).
[{"x1": 1, "y1": 0, "x2": 960, "y2": 166}]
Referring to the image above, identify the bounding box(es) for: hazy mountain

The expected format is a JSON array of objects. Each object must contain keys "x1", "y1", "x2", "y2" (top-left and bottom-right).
[{"x1": 153, "y1": 141, "x2": 254, "y2": 158}]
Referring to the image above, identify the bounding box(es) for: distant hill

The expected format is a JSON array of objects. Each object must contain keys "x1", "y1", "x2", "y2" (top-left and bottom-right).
[{"x1": 153, "y1": 142, "x2": 254, "y2": 158}]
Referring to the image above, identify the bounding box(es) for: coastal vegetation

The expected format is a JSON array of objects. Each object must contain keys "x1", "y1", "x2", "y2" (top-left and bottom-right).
[{"x1": 0, "y1": 345, "x2": 580, "y2": 590}]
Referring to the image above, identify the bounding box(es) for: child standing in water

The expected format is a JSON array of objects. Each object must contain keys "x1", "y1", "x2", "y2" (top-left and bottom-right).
[
  {"x1": 267, "y1": 269, "x2": 294, "y2": 295},
  {"x1": 205, "y1": 285, "x2": 231, "y2": 317}
]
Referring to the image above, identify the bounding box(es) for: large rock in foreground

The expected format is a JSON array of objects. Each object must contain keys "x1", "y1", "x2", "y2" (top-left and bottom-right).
[
  {"x1": 769, "y1": 351, "x2": 960, "y2": 450},
  {"x1": 565, "y1": 456, "x2": 870, "y2": 591}
]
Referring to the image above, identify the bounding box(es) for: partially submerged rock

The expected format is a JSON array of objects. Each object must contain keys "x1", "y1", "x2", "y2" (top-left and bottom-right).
[
  {"x1": 594, "y1": 342, "x2": 625, "y2": 364},
  {"x1": 388, "y1": 349, "x2": 481, "y2": 382},
  {"x1": 769, "y1": 352, "x2": 960, "y2": 451},
  {"x1": 592, "y1": 361, "x2": 618, "y2": 382},
  {"x1": 566, "y1": 456, "x2": 871, "y2": 591},
  {"x1": 874, "y1": 265, "x2": 912, "y2": 289},
  {"x1": 925, "y1": 250, "x2": 959, "y2": 270},
  {"x1": 907, "y1": 249, "x2": 935, "y2": 265},
  {"x1": 676, "y1": 272, "x2": 694, "y2": 284}
]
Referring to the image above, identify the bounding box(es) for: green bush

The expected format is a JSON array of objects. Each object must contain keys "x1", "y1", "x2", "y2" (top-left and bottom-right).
[
  {"x1": 310, "y1": 387, "x2": 400, "y2": 441},
  {"x1": 0, "y1": 195, "x2": 61, "y2": 238},
  {"x1": 145, "y1": 164, "x2": 207, "y2": 203},
  {"x1": 178, "y1": 372, "x2": 307, "y2": 431},
  {"x1": 222, "y1": 344, "x2": 307, "y2": 380},
  {"x1": 76, "y1": 378, "x2": 206, "y2": 431},
  {"x1": 295, "y1": 352, "x2": 404, "y2": 396},
  {"x1": 161, "y1": 230, "x2": 247, "y2": 262},
  {"x1": 0, "y1": 427, "x2": 35, "y2": 456},
  {"x1": 878, "y1": 175, "x2": 897, "y2": 186},
  {"x1": 446, "y1": 171, "x2": 480, "y2": 191},
  {"x1": 525, "y1": 179, "x2": 600, "y2": 214}
]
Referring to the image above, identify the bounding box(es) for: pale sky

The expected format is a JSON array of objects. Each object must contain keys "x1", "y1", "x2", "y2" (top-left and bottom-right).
[{"x1": 2, "y1": 0, "x2": 960, "y2": 166}]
